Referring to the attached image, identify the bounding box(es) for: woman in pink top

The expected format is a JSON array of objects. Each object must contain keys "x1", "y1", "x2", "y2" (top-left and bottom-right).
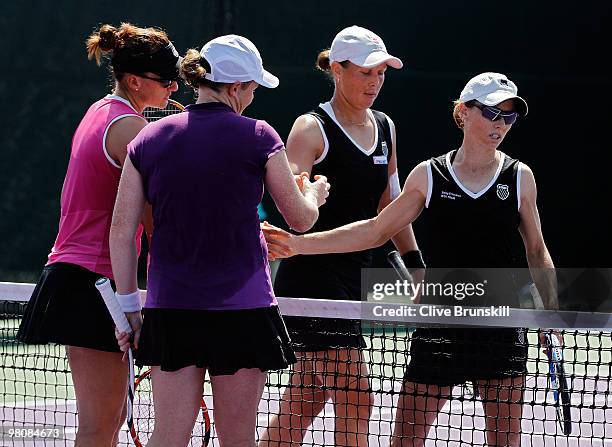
[{"x1": 17, "y1": 23, "x2": 180, "y2": 447}]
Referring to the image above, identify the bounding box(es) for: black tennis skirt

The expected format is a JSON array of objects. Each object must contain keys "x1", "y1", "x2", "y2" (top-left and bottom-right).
[
  {"x1": 403, "y1": 327, "x2": 529, "y2": 386},
  {"x1": 274, "y1": 256, "x2": 366, "y2": 351},
  {"x1": 17, "y1": 262, "x2": 121, "y2": 353},
  {"x1": 282, "y1": 316, "x2": 366, "y2": 352},
  {"x1": 136, "y1": 305, "x2": 297, "y2": 376}
]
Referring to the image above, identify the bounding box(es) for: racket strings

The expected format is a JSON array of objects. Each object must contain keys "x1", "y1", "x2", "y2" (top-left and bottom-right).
[
  {"x1": 143, "y1": 99, "x2": 185, "y2": 122},
  {"x1": 131, "y1": 368, "x2": 211, "y2": 446}
]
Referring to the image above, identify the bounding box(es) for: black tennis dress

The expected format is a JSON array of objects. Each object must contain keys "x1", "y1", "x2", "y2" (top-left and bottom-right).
[
  {"x1": 404, "y1": 150, "x2": 529, "y2": 385},
  {"x1": 274, "y1": 102, "x2": 393, "y2": 351}
]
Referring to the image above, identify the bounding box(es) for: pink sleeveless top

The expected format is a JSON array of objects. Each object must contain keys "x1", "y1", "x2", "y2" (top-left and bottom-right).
[{"x1": 47, "y1": 95, "x2": 145, "y2": 278}]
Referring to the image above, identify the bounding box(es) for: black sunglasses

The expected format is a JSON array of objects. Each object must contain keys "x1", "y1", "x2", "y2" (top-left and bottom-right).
[
  {"x1": 472, "y1": 103, "x2": 519, "y2": 125},
  {"x1": 137, "y1": 74, "x2": 175, "y2": 88}
]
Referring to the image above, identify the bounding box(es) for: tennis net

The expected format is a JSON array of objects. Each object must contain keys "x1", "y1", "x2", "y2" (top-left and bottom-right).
[{"x1": 1, "y1": 281, "x2": 611, "y2": 446}]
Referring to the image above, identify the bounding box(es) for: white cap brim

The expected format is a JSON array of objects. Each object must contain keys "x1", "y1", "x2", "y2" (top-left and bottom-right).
[
  {"x1": 477, "y1": 91, "x2": 529, "y2": 116},
  {"x1": 351, "y1": 50, "x2": 403, "y2": 69},
  {"x1": 256, "y1": 69, "x2": 279, "y2": 88}
]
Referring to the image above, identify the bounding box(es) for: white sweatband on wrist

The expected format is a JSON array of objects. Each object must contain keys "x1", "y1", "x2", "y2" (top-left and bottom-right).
[
  {"x1": 390, "y1": 170, "x2": 401, "y2": 200},
  {"x1": 116, "y1": 291, "x2": 142, "y2": 312}
]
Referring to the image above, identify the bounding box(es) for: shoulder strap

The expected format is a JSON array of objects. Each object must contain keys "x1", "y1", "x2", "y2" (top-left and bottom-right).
[
  {"x1": 308, "y1": 106, "x2": 327, "y2": 125},
  {"x1": 371, "y1": 110, "x2": 393, "y2": 159},
  {"x1": 504, "y1": 153, "x2": 520, "y2": 173}
]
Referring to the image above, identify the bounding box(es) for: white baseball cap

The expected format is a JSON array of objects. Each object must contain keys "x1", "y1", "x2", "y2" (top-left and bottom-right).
[
  {"x1": 459, "y1": 72, "x2": 528, "y2": 116},
  {"x1": 200, "y1": 34, "x2": 279, "y2": 88},
  {"x1": 329, "y1": 26, "x2": 403, "y2": 69}
]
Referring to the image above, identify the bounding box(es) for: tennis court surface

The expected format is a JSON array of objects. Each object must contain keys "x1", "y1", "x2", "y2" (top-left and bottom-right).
[{"x1": 1, "y1": 282, "x2": 611, "y2": 446}]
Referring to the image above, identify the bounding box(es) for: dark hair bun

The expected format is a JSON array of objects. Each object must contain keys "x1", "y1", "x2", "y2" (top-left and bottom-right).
[
  {"x1": 316, "y1": 49, "x2": 331, "y2": 72},
  {"x1": 98, "y1": 24, "x2": 118, "y2": 52}
]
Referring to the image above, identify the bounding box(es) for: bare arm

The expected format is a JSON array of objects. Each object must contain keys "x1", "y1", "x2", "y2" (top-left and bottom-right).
[
  {"x1": 265, "y1": 150, "x2": 327, "y2": 233},
  {"x1": 284, "y1": 114, "x2": 325, "y2": 175},
  {"x1": 106, "y1": 115, "x2": 153, "y2": 246},
  {"x1": 293, "y1": 162, "x2": 429, "y2": 254},
  {"x1": 109, "y1": 156, "x2": 145, "y2": 294},
  {"x1": 518, "y1": 164, "x2": 558, "y2": 310},
  {"x1": 105, "y1": 116, "x2": 148, "y2": 166},
  {"x1": 265, "y1": 114, "x2": 330, "y2": 232}
]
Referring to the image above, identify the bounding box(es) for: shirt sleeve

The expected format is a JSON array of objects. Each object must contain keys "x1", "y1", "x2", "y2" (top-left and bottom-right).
[
  {"x1": 127, "y1": 125, "x2": 151, "y2": 173},
  {"x1": 127, "y1": 138, "x2": 142, "y2": 172},
  {"x1": 256, "y1": 120, "x2": 285, "y2": 164}
]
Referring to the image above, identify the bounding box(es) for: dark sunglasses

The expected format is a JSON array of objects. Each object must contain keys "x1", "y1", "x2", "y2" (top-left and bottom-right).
[
  {"x1": 472, "y1": 103, "x2": 519, "y2": 125},
  {"x1": 137, "y1": 74, "x2": 175, "y2": 88}
]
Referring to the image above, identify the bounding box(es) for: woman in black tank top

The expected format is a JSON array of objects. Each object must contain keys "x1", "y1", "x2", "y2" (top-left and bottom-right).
[
  {"x1": 264, "y1": 72, "x2": 558, "y2": 447},
  {"x1": 261, "y1": 26, "x2": 422, "y2": 447}
]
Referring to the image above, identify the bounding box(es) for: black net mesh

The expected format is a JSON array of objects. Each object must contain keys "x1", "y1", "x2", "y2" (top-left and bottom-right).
[{"x1": 1, "y1": 285, "x2": 611, "y2": 446}]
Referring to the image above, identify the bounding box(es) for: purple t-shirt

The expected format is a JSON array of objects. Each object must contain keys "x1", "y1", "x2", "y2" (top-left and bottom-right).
[{"x1": 128, "y1": 102, "x2": 284, "y2": 310}]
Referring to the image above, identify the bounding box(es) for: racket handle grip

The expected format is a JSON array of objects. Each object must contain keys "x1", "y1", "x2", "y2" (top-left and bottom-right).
[
  {"x1": 95, "y1": 278, "x2": 133, "y2": 334},
  {"x1": 387, "y1": 250, "x2": 413, "y2": 282}
]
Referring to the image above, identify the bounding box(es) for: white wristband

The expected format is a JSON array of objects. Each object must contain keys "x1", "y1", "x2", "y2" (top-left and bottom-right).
[{"x1": 116, "y1": 290, "x2": 142, "y2": 313}]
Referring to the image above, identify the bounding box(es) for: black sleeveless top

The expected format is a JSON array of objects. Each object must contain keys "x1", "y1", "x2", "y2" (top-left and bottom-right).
[
  {"x1": 306, "y1": 104, "x2": 392, "y2": 266},
  {"x1": 418, "y1": 150, "x2": 527, "y2": 306},
  {"x1": 274, "y1": 104, "x2": 392, "y2": 300}
]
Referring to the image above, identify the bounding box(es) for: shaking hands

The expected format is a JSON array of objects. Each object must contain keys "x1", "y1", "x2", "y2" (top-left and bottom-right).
[
  {"x1": 295, "y1": 171, "x2": 330, "y2": 207},
  {"x1": 262, "y1": 171, "x2": 330, "y2": 260}
]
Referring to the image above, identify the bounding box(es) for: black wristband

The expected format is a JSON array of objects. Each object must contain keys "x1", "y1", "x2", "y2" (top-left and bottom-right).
[{"x1": 401, "y1": 250, "x2": 426, "y2": 271}]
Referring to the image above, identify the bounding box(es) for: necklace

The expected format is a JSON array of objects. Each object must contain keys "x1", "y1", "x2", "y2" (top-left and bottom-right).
[
  {"x1": 338, "y1": 112, "x2": 369, "y2": 127},
  {"x1": 331, "y1": 102, "x2": 369, "y2": 127},
  {"x1": 346, "y1": 118, "x2": 369, "y2": 126}
]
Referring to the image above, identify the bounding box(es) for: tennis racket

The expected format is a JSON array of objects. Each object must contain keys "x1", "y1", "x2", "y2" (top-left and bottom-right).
[
  {"x1": 96, "y1": 278, "x2": 212, "y2": 445},
  {"x1": 143, "y1": 99, "x2": 185, "y2": 122},
  {"x1": 95, "y1": 278, "x2": 137, "y2": 432},
  {"x1": 387, "y1": 250, "x2": 413, "y2": 283},
  {"x1": 386, "y1": 250, "x2": 419, "y2": 337},
  {"x1": 130, "y1": 368, "x2": 212, "y2": 447},
  {"x1": 544, "y1": 332, "x2": 572, "y2": 435}
]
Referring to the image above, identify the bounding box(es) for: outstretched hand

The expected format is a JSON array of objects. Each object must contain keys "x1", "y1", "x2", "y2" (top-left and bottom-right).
[{"x1": 261, "y1": 221, "x2": 296, "y2": 260}]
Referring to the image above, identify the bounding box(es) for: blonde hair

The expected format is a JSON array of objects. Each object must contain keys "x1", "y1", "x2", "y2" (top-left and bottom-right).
[
  {"x1": 180, "y1": 49, "x2": 212, "y2": 90},
  {"x1": 452, "y1": 100, "x2": 464, "y2": 129},
  {"x1": 452, "y1": 100, "x2": 478, "y2": 129}
]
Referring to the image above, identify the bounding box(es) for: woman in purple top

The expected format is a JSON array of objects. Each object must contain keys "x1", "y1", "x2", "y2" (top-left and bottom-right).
[{"x1": 110, "y1": 35, "x2": 330, "y2": 447}]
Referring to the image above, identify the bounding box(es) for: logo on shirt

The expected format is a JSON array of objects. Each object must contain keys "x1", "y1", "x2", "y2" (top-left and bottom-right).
[
  {"x1": 496, "y1": 184, "x2": 510, "y2": 200},
  {"x1": 441, "y1": 191, "x2": 462, "y2": 200},
  {"x1": 381, "y1": 141, "x2": 389, "y2": 157},
  {"x1": 373, "y1": 155, "x2": 388, "y2": 165}
]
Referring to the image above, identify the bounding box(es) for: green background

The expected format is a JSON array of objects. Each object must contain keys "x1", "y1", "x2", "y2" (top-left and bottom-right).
[{"x1": 1, "y1": 1, "x2": 610, "y2": 283}]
